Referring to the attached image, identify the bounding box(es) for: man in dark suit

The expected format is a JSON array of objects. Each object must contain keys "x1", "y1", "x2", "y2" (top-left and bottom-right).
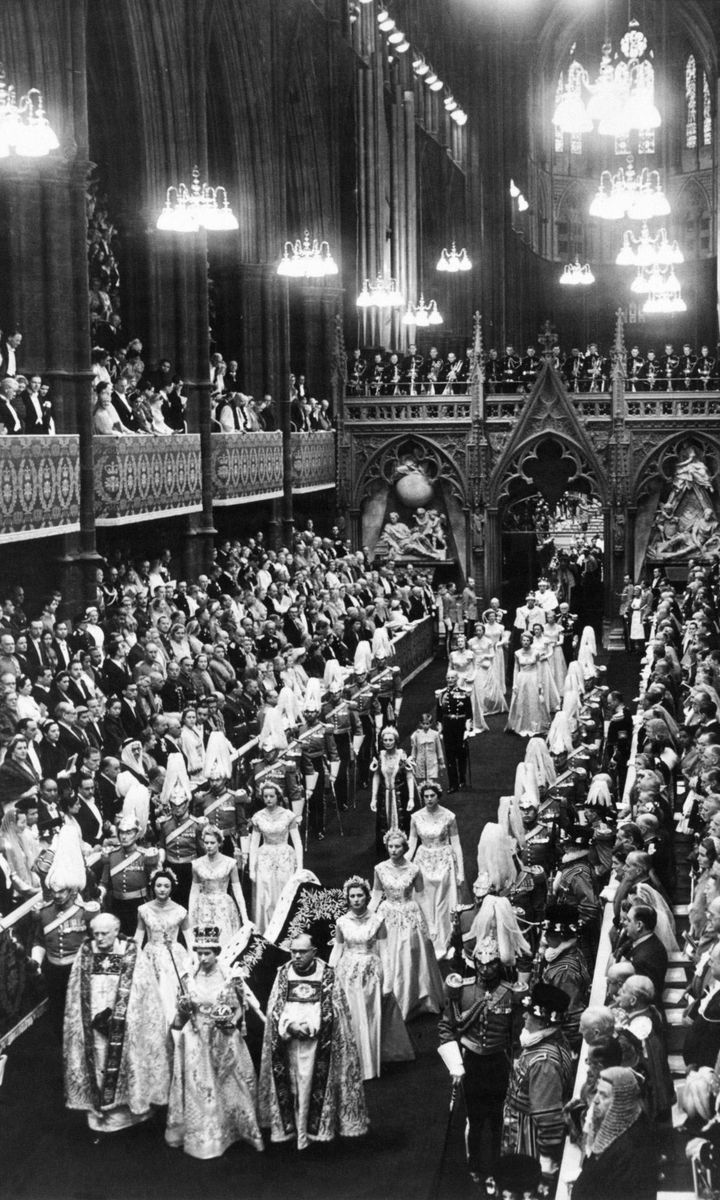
[
  {"x1": 74, "y1": 776, "x2": 104, "y2": 845},
  {"x1": 66, "y1": 659, "x2": 95, "y2": 707},
  {"x1": 120, "y1": 683, "x2": 146, "y2": 740},
  {"x1": 618, "y1": 903, "x2": 668, "y2": 1003},
  {"x1": 52, "y1": 621, "x2": 73, "y2": 671},
  {"x1": 159, "y1": 662, "x2": 188, "y2": 712},
  {"x1": 25, "y1": 620, "x2": 50, "y2": 681},
  {"x1": 0, "y1": 328, "x2": 22, "y2": 379},
  {"x1": 603, "y1": 691, "x2": 634, "y2": 768},
  {"x1": 21, "y1": 374, "x2": 54, "y2": 434},
  {"x1": 54, "y1": 701, "x2": 88, "y2": 769}
]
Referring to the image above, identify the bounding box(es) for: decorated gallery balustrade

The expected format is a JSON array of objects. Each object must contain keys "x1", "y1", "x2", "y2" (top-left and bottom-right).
[
  {"x1": 0, "y1": 435, "x2": 80, "y2": 542},
  {"x1": 624, "y1": 390, "x2": 720, "y2": 418},
  {"x1": 212, "y1": 431, "x2": 284, "y2": 504},
  {"x1": 289, "y1": 431, "x2": 337, "y2": 492},
  {"x1": 0, "y1": 432, "x2": 337, "y2": 542},
  {"x1": 344, "y1": 396, "x2": 472, "y2": 422},
  {"x1": 93, "y1": 434, "x2": 203, "y2": 525}
]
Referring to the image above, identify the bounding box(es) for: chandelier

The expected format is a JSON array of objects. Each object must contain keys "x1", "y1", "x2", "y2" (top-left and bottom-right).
[
  {"x1": 589, "y1": 157, "x2": 670, "y2": 221},
  {"x1": 277, "y1": 231, "x2": 338, "y2": 277},
  {"x1": 553, "y1": 18, "x2": 660, "y2": 138},
  {"x1": 436, "y1": 241, "x2": 472, "y2": 272},
  {"x1": 630, "y1": 266, "x2": 687, "y2": 314},
  {"x1": 615, "y1": 223, "x2": 684, "y2": 268},
  {"x1": 0, "y1": 66, "x2": 59, "y2": 158},
  {"x1": 559, "y1": 257, "x2": 595, "y2": 287},
  {"x1": 401, "y1": 295, "x2": 443, "y2": 326},
  {"x1": 156, "y1": 167, "x2": 239, "y2": 232},
  {"x1": 356, "y1": 275, "x2": 404, "y2": 308}
]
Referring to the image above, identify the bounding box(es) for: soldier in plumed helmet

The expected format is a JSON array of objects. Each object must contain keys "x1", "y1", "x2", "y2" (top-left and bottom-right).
[{"x1": 438, "y1": 929, "x2": 524, "y2": 1184}]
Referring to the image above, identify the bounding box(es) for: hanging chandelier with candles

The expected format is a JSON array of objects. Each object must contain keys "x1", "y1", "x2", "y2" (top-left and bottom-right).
[
  {"x1": 156, "y1": 167, "x2": 239, "y2": 232},
  {"x1": 277, "y1": 231, "x2": 338, "y2": 277},
  {"x1": 0, "y1": 65, "x2": 59, "y2": 158},
  {"x1": 589, "y1": 157, "x2": 670, "y2": 221},
  {"x1": 401, "y1": 295, "x2": 443, "y2": 326},
  {"x1": 615, "y1": 223, "x2": 684, "y2": 268},
  {"x1": 436, "y1": 241, "x2": 472, "y2": 272},
  {"x1": 553, "y1": 17, "x2": 660, "y2": 138},
  {"x1": 630, "y1": 265, "x2": 687, "y2": 314},
  {"x1": 356, "y1": 275, "x2": 404, "y2": 308},
  {"x1": 559, "y1": 257, "x2": 595, "y2": 287}
]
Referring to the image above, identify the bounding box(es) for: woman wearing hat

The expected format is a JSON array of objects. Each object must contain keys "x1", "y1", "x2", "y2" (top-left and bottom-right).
[{"x1": 166, "y1": 924, "x2": 264, "y2": 1159}]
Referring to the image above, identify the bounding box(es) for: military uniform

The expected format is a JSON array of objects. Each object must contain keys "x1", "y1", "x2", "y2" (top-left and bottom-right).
[
  {"x1": 352, "y1": 683, "x2": 376, "y2": 789},
  {"x1": 436, "y1": 686, "x2": 472, "y2": 791},
  {"x1": 158, "y1": 810, "x2": 205, "y2": 907},
  {"x1": 439, "y1": 979, "x2": 520, "y2": 1177},
  {"x1": 541, "y1": 945, "x2": 590, "y2": 1050},
  {"x1": 249, "y1": 753, "x2": 304, "y2": 814},
  {"x1": 501, "y1": 1027, "x2": 574, "y2": 1162},
  {"x1": 373, "y1": 665, "x2": 402, "y2": 724},
  {"x1": 101, "y1": 843, "x2": 159, "y2": 935},
  {"x1": 521, "y1": 819, "x2": 558, "y2": 875},
  {"x1": 33, "y1": 896, "x2": 94, "y2": 1034},
  {"x1": 295, "y1": 719, "x2": 339, "y2": 839},
  {"x1": 322, "y1": 695, "x2": 362, "y2": 809}
]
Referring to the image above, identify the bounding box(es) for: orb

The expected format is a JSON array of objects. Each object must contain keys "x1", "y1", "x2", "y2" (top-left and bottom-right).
[{"x1": 395, "y1": 470, "x2": 434, "y2": 508}]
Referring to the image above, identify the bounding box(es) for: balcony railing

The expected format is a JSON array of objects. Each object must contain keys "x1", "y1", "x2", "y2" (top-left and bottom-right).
[
  {"x1": 344, "y1": 397, "x2": 471, "y2": 422},
  {"x1": 212, "y1": 431, "x2": 284, "y2": 505},
  {"x1": 0, "y1": 434, "x2": 80, "y2": 542},
  {"x1": 625, "y1": 390, "x2": 720, "y2": 418},
  {"x1": 93, "y1": 434, "x2": 202, "y2": 525},
  {"x1": 290, "y1": 430, "x2": 336, "y2": 491}
]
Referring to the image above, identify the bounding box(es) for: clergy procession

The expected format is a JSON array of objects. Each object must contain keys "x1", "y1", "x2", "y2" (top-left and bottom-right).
[{"x1": 5, "y1": 530, "x2": 718, "y2": 1200}]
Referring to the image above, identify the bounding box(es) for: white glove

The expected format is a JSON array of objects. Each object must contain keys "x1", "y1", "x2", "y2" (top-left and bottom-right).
[{"x1": 539, "y1": 1155, "x2": 558, "y2": 1175}]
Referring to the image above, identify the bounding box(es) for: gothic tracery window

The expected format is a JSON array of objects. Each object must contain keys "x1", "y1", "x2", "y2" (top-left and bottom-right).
[{"x1": 686, "y1": 55, "x2": 697, "y2": 149}]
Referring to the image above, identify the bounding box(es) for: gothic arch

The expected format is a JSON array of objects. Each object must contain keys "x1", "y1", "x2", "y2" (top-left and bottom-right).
[
  {"x1": 488, "y1": 430, "x2": 608, "y2": 511},
  {"x1": 632, "y1": 433, "x2": 720, "y2": 507},
  {"x1": 352, "y1": 434, "x2": 469, "y2": 511}
]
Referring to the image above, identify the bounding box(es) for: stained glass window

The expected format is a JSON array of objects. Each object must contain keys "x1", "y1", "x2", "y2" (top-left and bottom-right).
[
  {"x1": 703, "y1": 71, "x2": 712, "y2": 146},
  {"x1": 686, "y1": 55, "x2": 697, "y2": 149}
]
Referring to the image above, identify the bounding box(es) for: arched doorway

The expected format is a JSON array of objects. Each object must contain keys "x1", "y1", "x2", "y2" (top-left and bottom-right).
[{"x1": 495, "y1": 435, "x2": 606, "y2": 639}]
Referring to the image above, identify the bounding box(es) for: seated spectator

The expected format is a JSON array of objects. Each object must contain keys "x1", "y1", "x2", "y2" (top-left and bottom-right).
[
  {"x1": 572, "y1": 1067, "x2": 658, "y2": 1200},
  {"x1": 93, "y1": 381, "x2": 131, "y2": 435},
  {"x1": 21, "y1": 373, "x2": 55, "y2": 434},
  {"x1": 0, "y1": 377, "x2": 25, "y2": 435}
]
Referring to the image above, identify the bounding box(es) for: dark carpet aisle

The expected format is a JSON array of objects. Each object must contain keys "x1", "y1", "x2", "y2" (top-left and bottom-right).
[{"x1": 0, "y1": 651, "x2": 554, "y2": 1200}]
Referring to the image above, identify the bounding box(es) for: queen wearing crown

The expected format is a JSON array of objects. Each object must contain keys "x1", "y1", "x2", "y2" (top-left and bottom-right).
[{"x1": 166, "y1": 924, "x2": 264, "y2": 1159}]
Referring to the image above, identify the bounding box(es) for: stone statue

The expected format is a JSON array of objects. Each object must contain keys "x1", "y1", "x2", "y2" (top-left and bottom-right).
[
  {"x1": 375, "y1": 507, "x2": 448, "y2": 561},
  {"x1": 647, "y1": 446, "x2": 720, "y2": 560},
  {"x1": 375, "y1": 511, "x2": 413, "y2": 560}
]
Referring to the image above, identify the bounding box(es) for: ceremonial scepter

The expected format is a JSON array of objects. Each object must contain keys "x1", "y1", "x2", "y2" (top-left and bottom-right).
[{"x1": 166, "y1": 935, "x2": 198, "y2": 1032}]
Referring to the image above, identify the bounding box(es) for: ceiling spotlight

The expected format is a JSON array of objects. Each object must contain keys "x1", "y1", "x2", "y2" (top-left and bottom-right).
[
  {"x1": 444, "y1": 96, "x2": 458, "y2": 112},
  {"x1": 379, "y1": 15, "x2": 395, "y2": 31},
  {"x1": 395, "y1": 39, "x2": 410, "y2": 53},
  {"x1": 451, "y1": 109, "x2": 468, "y2": 125},
  {"x1": 413, "y1": 55, "x2": 430, "y2": 76},
  {"x1": 517, "y1": 195, "x2": 529, "y2": 212},
  {"x1": 388, "y1": 29, "x2": 405, "y2": 44},
  {"x1": 429, "y1": 77, "x2": 444, "y2": 92},
  {"x1": 425, "y1": 71, "x2": 438, "y2": 86}
]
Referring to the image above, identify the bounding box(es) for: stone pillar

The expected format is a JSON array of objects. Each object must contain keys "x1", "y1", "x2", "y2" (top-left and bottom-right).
[{"x1": 485, "y1": 507, "x2": 502, "y2": 600}]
